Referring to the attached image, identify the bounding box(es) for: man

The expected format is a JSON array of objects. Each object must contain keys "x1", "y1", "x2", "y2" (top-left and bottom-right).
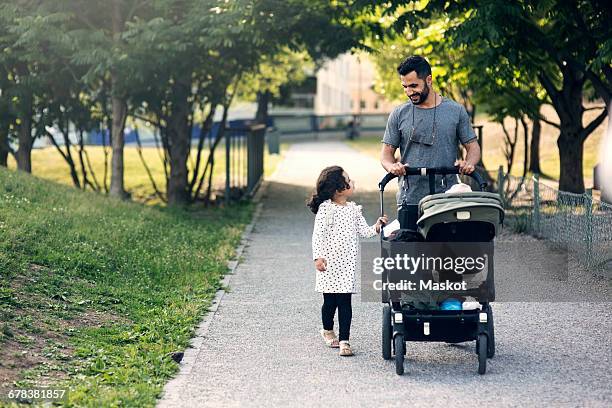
[{"x1": 380, "y1": 56, "x2": 481, "y2": 207}]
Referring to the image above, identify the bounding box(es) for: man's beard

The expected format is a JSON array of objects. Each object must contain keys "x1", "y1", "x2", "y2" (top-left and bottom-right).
[{"x1": 411, "y1": 82, "x2": 430, "y2": 105}]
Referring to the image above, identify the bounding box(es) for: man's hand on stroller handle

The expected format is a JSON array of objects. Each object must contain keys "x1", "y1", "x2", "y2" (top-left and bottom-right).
[
  {"x1": 314, "y1": 258, "x2": 327, "y2": 271},
  {"x1": 388, "y1": 162, "x2": 406, "y2": 176},
  {"x1": 454, "y1": 159, "x2": 476, "y2": 174},
  {"x1": 378, "y1": 165, "x2": 487, "y2": 191}
]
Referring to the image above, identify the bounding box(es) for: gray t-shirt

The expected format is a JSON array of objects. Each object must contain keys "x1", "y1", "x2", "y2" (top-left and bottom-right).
[{"x1": 382, "y1": 97, "x2": 476, "y2": 205}]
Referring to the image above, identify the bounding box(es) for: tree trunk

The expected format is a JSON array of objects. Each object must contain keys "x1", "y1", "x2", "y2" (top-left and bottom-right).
[
  {"x1": 109, "y1": 0, "x2": 128, "y2": 199},
  {"x1": 16, "y1": 95, "x2": 33, "y2": 172},
  {"x1": 501, "y1": 119, "x2": 517, "y2": 175},
  {"x1": 109, "y1": 89, "x2": 127, "y2": 198},
  {"x1": 529, "y1": 116, "x2": 542, "y2": 174},
  {"x1": 200, "y1": 104, "x2": 231, "y2": 203},
  {"x1": 520, "y1": 115, "x2": 529, "y2": 178},
  {"x1": 63, "y1": 122, "x2": 81, "y2": 189},
  {"x1": 557, "y1": 130, "x2": 585, "y2": 193},
  {"x1": 255, "y1": 91, "x2": 270, "y2": 125},
  {"x1": 77, "y1": 129, "x2": 95, "y2": 190},
  {"x1": 189, "y1": 104, "x2": 217, "y2": 198},
  {"x1": 558, "y1": 67, "x2": 587, "y2": 193},
  {"x1": 0, "y1": 123, "x2": 10, "y2": 167},
  {"x1": 46, "y1": 128, "x2": 81, "y2": 189},
  {"x1": 166, "y1": 73, "x2": 192, "y2": 206},
  {"x1": 538, "y1": 66, "x2": 593, "y2": 193},
  {"x1": 101, "y1": 84, "x2": 112, "y2": 194}
]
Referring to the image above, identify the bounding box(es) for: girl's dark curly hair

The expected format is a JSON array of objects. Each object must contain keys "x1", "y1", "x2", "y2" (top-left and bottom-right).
[{"x1": 306, "y1": 165, "x2": 349, "y2": 214}]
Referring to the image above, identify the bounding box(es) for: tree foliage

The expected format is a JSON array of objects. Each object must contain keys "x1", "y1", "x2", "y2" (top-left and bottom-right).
[
  {"x1": 358, "y1": 0, "x2": 611, "y2": 193},
  {"x1": 0, "y1": 0, "x2": 366, "y2": 204}
]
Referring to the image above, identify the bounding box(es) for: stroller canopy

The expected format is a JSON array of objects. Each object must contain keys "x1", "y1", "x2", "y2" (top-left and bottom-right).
[{"x1": 417, "y1": 192, "x2": 504, "y2": 239}]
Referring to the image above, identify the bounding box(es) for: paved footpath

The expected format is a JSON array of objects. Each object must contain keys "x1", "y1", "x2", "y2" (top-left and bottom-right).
[{"x1": 159, "y1": 141, "x2": 611, "y2": 408}]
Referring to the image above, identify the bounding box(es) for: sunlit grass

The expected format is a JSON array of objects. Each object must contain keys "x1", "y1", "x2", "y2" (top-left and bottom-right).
[
  {"x1": 0, "y1": 167, "x2": 253, "y2": 406},
  {"x1": 7, "y1": 141, "x2": 288, "y2": 205}
]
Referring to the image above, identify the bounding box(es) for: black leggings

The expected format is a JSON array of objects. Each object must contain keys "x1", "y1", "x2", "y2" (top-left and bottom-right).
[{"x1": 321, "y1": 293, "x2": 352, "y2": 341}]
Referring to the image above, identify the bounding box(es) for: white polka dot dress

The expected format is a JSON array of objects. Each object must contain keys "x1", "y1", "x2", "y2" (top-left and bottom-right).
[{"x1": 312, "y1": 199, "x2": 378, "y2": 293}]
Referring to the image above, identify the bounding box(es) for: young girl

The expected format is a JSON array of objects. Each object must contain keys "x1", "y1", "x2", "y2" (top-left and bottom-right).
[{"x1": 307, "y1": 166, "x2": 387, "y2": 356}]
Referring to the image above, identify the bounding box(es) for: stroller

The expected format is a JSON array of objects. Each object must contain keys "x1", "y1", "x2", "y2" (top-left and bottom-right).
[{"x1": 378, "y1": 166, "x2": 504, "y2": 375}]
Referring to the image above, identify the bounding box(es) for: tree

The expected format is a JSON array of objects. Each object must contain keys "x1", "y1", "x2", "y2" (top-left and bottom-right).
[
  {"x1": 238, "y1": 48, "x2": 314, "y2": 125},
  {"x1": 42, "y1": 71, "x2": 104, "y2": 191},
  {"x1": 126, "y1": 0, "x2": 248, "y2": 205},
  {"x1": 0, "y1": 5, "x2": 17, "y2": 167},
  {"x1": 1, "y1": 0, "x2": 132, "y2": 186},
  {"x1": 59, "y1": 0, "x2": 152, "y2": 199},
  {"x1": 369, "y1": 0, "x2": 611, "y2": 193},
  {"x1": 366, "y1": 14, "x2": 476, "y2": 117},
  {"x1": 0, "y1": 1, "x2": 47, "y2": 173},
  {"x1": 0, "y1": 65, "x2": 16, "y2": 167},
  {"x1": 129, "y1": 0, "x2": 365, "y2": 206},
  {"x1": 466, "y1": 42, "x2": 549, "y2": 177},
  {"x1": 1, "y1": 0, "x2": 368, "y2": 206}
]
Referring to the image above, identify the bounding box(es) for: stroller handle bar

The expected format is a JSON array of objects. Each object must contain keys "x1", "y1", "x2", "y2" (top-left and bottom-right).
[{"x1": 378, "y1": 166, "x2": 488, "y2": 192}]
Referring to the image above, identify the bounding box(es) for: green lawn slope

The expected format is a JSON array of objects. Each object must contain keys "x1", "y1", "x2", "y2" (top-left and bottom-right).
[{"x1": 0, "y1": 167, "x2": 253, "y2": 406}]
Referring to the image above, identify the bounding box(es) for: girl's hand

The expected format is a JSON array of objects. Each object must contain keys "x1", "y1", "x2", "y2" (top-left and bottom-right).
[
  {"x1": 375, "y1": 215, "x2": 389, "y2": 233},
  {"x1": 314, "y1": 258, "x2": 327, "y2": 271}
]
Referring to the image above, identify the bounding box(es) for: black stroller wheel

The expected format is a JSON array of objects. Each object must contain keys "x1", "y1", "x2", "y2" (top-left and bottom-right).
[
  {"x1": 395, "y1": 335, "x2": 405, "y2": 375},
  {"x1": 487, "y1": 306, "x2": 495, "y2": 358},
  {"x1": 477, "y1": 334, "x2": 487, "y2": 375},
  {"x1": 382, "y1": 305, "x2": 392, "y2": 360}
]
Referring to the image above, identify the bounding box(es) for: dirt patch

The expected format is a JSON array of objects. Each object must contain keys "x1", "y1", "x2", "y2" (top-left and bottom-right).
[
  {"x1": 0, "y1": 264, "x2": 130, "y2": 395},
  {"x1": 0, "y1": 307, "x2": 127, "y2": 394},
  {"x1": 0, "y1": 330, "x2": 71, "y2": 390},
  {"x1": 59, "y1": 309, "x2": 129, "y2": 329},
  {"x1": 28, "y1": 263, "x2": 51, "y2": 275}
]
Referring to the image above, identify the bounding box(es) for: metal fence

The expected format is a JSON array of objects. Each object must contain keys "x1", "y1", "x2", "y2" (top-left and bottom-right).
[
  {"x1": 483, "y1": 168, "x2": 612, "y2": 273},
  {"x1": 224, "y1": 124, "x2": 265, "y2": 203}
]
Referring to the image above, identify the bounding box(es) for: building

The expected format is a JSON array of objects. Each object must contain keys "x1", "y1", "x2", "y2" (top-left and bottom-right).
[{"x1": 315, "y1": 52, "x2": 395, "y2": 116}]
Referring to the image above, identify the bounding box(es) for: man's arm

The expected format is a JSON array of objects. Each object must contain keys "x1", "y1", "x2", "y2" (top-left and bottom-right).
[
  {"x1": 454, "y1": 140, "x2": 481, "y2": 174},
  {"x1": 380, "y1": 143, "x2": 406, "y2": 176},
  {"x1": 380, "y1": 108, "x2": 406, "y2": 176}
]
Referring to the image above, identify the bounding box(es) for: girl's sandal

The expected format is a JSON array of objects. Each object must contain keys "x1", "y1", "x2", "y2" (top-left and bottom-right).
[
  {"x1": 320, "y1": 329, "x2": 340, "y2": 348},
  {"x1": 339, "y1": 341, "x2": 353, "y2": 356}
]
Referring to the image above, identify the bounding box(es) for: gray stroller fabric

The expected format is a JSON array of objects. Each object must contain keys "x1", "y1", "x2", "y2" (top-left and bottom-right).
[
  {"x1": 417, "y1": 192, "x2": 504, "y2": 238},
  {"x1": 389, "y1": 191, "x2": 504, "y2": 308},
  {"x1": 419, "y1": 191, "x2": 503, "y2": 208}
]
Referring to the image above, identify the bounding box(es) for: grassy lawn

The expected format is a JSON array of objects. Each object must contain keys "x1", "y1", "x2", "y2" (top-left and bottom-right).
[
  {"x1": 347, "y1": 104, "x2": 608, "y2": 186},
  {"x1": 7, "y1": 142, "x2": 287, "y2": 206},
  {"x1": 0, "y1": 144, "x2": 288, "y2": 406},
  {"x1": 0, "y1": 168, "x2": 252, "y2": 406}
]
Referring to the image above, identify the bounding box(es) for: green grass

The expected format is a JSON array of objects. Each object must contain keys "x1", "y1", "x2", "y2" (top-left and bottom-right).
[{"x1": 0, "y1": 167, "x2": 257, "y2": 406}]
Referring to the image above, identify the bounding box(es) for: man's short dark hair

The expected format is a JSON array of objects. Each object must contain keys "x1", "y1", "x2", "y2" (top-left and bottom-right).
[{"x1": 397, "y1": 56, "x2": 432, "y2": 79}]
